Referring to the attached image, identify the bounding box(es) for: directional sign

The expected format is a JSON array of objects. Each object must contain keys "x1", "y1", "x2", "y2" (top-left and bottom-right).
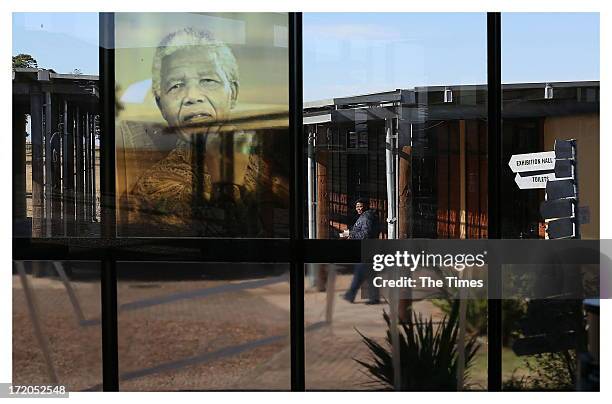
[
  {"x1": 554, "y1": 159, "x2": 574, "y2": 179},
  {"x1": 555, "y1": 139, "x2": 575, "y2": 159},
  {"x1": 512, "y1": 332, "x2": 577, "y2": 356},
  {"x1": 546, "y1": 179, "x2": 575, "y2": 200},
  {"x1": 547, "y1": 218, "x2": 576, "y2": 239},
  {"x1": 515, "y1": 172, "x2": 555, "y2": 189},
  {"x1": 508, "y1": 151, "x2": 556, "y2": 173},
  {"x1": 544, "y1": 139, "x2": 579, "y2": 240},
  {"x1": 540, "y1": 199, "x2": 575, "y2": 220},
  {"x1": 513, "y1": 300, "x2": 582, "y2": 356}
]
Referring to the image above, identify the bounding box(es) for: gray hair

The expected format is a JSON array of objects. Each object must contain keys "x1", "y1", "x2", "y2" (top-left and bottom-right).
[{"x1": 151, "y1": 27, "x2": 239, "y2": 100}]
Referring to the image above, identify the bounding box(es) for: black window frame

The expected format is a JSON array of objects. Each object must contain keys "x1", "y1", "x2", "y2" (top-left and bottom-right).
[{"x1": 12, "y1": 11, "x2": 505, "y2": 392}]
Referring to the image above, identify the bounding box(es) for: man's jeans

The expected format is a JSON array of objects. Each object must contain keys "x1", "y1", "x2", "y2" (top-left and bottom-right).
[{"x1": 344, "y1": 263, "x2": 380, "y2": 303}]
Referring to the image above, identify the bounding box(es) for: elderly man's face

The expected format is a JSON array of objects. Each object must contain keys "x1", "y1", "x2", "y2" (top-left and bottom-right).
[{"x1": 157, "y1": 47, "x2": 238, "y2": 139}]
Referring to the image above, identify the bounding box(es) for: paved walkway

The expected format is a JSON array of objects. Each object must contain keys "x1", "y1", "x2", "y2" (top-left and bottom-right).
[
  {"x1": 14, "y1": 264, "x2": 478, "y2": 391},
  {"x1": 244, "y1": 271, "x2": 446, "y2": 390}
]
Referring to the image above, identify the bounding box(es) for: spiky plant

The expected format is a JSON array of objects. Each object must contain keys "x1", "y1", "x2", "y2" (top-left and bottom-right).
[{"x1": 355, "y1": 301, "x2": 480, "y2": 391}]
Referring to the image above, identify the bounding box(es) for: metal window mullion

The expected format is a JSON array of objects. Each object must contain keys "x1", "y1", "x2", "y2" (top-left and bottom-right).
[
  {"x1": 99, "y1": 12, "x2": 119, "y2": 392},
  {"x1": 288, "y1": 12, "x2": 305, "y2": 392},
  {"x1": 487, "y1": 11, "x2": 503, "y2": 393}
]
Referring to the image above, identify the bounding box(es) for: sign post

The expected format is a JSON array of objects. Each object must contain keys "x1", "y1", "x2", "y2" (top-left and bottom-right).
[
  {"x1": 510, "y1": 140, "x2": 584, "y2": 359},
  {"x1": 544, "y1": 139, "x2": 579, "y2": 240}
]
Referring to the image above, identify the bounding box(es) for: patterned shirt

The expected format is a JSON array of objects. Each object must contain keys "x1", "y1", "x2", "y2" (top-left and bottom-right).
[{"x1": 127, "y1": 132, "x2": 287, "y2": 237}]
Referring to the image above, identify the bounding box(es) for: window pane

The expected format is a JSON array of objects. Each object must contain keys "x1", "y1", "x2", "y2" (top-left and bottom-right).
[
  {"x1": 303, "y1": 13, "x2": 489, "y2": 391},
  {"x1": 501, "y1": 13, "x2": 600, "y2": 391},
  {"x1": 114, "y1": 13, "x2": 290, "y2": 238},
  {"x1": 304, "y1": 263, "x2": 488, "y2": 390},
  {"x1": 501, "y1": 13, "x2": 599, "y2": 240},
  {"x1": 12, "y1": 13, "x2": 101, "y2": 238},
  {"x1": 303, "y1": 13, "x2": 488, "y2": 240},
  {"x1": 117, "y1": 262, "x2": 290, "y2": 391},
  {"x1": 12, "y1": 261, "x2": 102, "y2": 391}
]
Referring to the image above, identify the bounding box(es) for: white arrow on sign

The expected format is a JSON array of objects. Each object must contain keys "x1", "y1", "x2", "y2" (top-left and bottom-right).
[
  {"x1": 514, "y1": 172, "x2": 556, "y2": 189},
  {"x1": 508, "y1": 151, "x2": 555, "y2": 173}
]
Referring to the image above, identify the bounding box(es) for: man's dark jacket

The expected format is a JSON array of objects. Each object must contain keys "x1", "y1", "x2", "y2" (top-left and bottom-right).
[{"x1": 348, "y1": 209, "x2": 379, "y2": 240}]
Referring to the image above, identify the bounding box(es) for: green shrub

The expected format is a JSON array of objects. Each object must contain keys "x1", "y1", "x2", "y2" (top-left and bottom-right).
[
  {"x1": 503, "y1": 351, "x2": 576, "y2": 391},
  {"x1": 525, "y1": 351, "x2": 576, "y2": 391},
  {"x1": 432, "y1": 298, "x2": 527, "y2": 346},
  {"x1": 501, "y1": 299, "x2": 528, "y2": 346},
  {"x1": 432, "y1": 299, "x2": 488, "y2": 336}
]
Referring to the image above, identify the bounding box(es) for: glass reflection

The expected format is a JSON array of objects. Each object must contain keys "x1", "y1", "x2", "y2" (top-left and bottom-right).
[
  {"x1": 12, "y1": 261, "x2": 102, "y2": 391},
  {"x1": 304, "y1": 263, "x2": 487, "y2": 391},
  {"x1": 500, "y1": 13, "x2": 600, "y2": 391},
  {"x1": 115, "y1": 13, "x2": 290, "y2": 237},
  {"x1": 303, "y1": 13, "x2": 488, "y2": 240},
  {"x1": 12, "y1": 13, "x2": 101, "y2": 238},
  {"x1": 117, "y1": 262, "x2": 290, "y2": 391}
]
